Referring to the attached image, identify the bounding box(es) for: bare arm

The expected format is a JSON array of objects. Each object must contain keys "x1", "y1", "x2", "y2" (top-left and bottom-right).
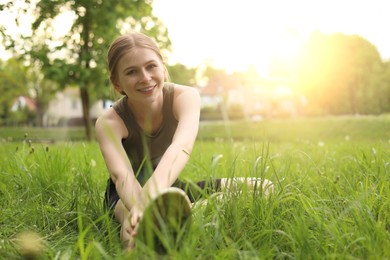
[
  {"x1": 143, "y1": 85, "x2": 201, "y2": 198},
  {"x1": 95, "y1": 109, "x2": 146, "y2": 212}
]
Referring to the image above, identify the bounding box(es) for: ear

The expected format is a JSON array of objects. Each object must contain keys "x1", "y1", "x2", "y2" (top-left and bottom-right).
[
  {"x1": 111, "y1": 77, "x2": 125, "y2": 95},
  {"x1": 113, "y1": 83, "x2": 123, "y2": 93},
  {"x1": 164, "y1": 66, "x2": 169, "y2": 81}
]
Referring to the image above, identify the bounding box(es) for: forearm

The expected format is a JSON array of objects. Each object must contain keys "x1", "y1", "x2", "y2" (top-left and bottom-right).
[
  {"x1": 143, "y1": 143, "x2": 191, "y2": 198},
  {"x1": 114, "y1": 171, "x2": 146, "y2": 211}
]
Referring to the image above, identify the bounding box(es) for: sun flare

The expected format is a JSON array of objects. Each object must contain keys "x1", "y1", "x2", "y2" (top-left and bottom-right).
[{"x1": 153, "y1": 0, "x2": 390, "y2": 76}]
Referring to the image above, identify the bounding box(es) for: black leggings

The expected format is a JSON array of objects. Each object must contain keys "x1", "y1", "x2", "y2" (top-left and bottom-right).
[{"x1": 104, "y1": 178, "x2": 222, "y2": 213}]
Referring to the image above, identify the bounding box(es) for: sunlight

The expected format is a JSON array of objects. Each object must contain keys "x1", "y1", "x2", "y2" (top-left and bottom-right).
[
  {"x1": 273, "y1": 29, "x2": 305, "y2": 62},
  {"x1": 52, "y1": 11, "x2": 75, "y2": 38},
  {"x1": 153, "y1": 0, "x2": 390, "y2": 75},
  {"x1": 153, "y1": 0, "x2": 309, "y2": 76},
  {"x1": 0, "y1": 5, "x2": 33, "y2": 37},
  {"x1": 1, "y1": 0, "x2": 389, "y2": 73}
]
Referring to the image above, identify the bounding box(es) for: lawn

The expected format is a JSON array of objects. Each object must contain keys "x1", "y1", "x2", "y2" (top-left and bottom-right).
[{"x1": 0, "y1": 115, "x2": 389, "y2": 259}]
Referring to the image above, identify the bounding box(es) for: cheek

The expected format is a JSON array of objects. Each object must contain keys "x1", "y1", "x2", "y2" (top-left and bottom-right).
[{"x1": 118, "y1": 75, "x2": 135, "y2": 85}]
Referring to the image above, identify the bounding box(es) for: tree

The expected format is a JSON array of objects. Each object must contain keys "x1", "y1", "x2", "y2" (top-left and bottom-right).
[
  {"x1": 203, "y1": 66, "x2": 240, "y2": 91},
  {"x1": 166, "y1": 63, "x2": 197, "y2": 87},
  {"x1": 0, "y1": 0, "x2": 170, "y2": 140},
  {"x1": 0, "y1": 58, "x2": 29, "y2": 124},
  {"x1": 28, "y1": 63, "x2": 58, "y2": 127},
  {"x1": 295, "y1": 32, "x2": 384, "y2": 115},
  {"x1": 379, "y1": 60, "x2": 390, "y2": 113},
  {"x1": 232, "y1": 65, "x2": 264, "y2": 90},
  {"x1": 0, "y1": 57, "x2": 57, "y2": 126}
]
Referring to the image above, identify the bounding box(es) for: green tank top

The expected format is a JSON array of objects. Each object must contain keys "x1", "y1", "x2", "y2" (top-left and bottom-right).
[{"x1": 112, "y1": 83, "x2": 178, "y2": 185}]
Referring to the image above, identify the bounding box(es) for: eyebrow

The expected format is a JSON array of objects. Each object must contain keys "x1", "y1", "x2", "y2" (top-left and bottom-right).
[{"x1": 122, "y1": 59, "x2": 157, "y2": 73}]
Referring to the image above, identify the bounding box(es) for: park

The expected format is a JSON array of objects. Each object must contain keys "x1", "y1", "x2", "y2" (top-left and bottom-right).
[
  {"x1": 1, "y1": 0, "x2": 390, "y2": 259},
  {"x1": 1, "y1": 116, "x2": 389, "y2": 258}
]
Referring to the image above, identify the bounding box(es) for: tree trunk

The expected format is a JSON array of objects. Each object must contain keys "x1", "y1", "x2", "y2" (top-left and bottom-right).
[
  {"x1": 36, "y1": 104, "x2": 44, "y2": 127},
  {"x1": 79, "y1": 8, "x2": 93, "y2": 142},
  {"x1": 80, "y1": 86, "x2": 92, "y2": 141}
]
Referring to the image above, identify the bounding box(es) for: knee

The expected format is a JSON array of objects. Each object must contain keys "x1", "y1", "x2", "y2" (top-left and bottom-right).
[{"x1": 223, "y1": 177, "x2": 274, "y2": 197}]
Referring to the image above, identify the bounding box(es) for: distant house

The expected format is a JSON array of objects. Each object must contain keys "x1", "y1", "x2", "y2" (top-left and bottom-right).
[
  {"x1": 11, "y1": 96, "x2": 36, "y2": 112},
  {"x1": 90, "y1": 99, "x2": 113, "y2": 120},
  {"x1": 198, "y1": 84, "x2": 223, "y2": 108},
  {"x1": 198, "y1": 77, "x2": 303, "y2": 119},
  {"x1": 43, "y1": 87, "x2": 113, "y2": 126}
]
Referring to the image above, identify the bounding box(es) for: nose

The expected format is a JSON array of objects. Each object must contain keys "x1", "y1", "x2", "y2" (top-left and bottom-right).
[{"x1": 139, "y1": 68, "x2": 151, "y2": 83}]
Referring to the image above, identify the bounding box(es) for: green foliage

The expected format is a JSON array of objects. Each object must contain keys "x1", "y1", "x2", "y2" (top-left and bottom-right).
[
  {"x1": 379, "y1": 61, "x2": 390, "y2": 112},
  {"x1": 295, "y1": 32, "x2": 387, "y2": 115},
  {"x1": 0, "y1": 58, "x2": 29, "y2": 120},
  {"x1": 200, "y1": 106, "x2": 223, "y2": 121},
  {"x1": 0, "y1": 117, "x2": 389, "y2": 258},
  {"x1": 167, "y1": 63, "x2": 197, "y2": 86},
  {"x1": 197, "y1": 115, "x2": 390, "y2": 143},
  {"x1": 227, "y1": 104, "x2": 245, "y2": 119},
  {"x1": 0, "y1": 58, "x2": 57, "y2": 126},
  {"x1": 200, "y1": 104, "x2": 245, "y2": 121},
  {"x1": 1, "y1": 0, "x2": 171, "y2": 139},
  {"x1": 204, "y1": 66, "x2": 242, "y2": 90},
  {"x1": 24, "y1": 0, "x2": 169, "y2": 100}
]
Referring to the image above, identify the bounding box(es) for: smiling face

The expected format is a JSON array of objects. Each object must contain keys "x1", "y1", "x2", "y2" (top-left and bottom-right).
[{"x1": 114, "y1": 47, "x2": 166, "y2": 105}]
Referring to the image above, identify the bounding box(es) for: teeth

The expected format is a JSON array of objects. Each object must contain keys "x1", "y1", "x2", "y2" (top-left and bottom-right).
[{"x1": 140, "y1": 86, "x2": 154, "y2": 92}]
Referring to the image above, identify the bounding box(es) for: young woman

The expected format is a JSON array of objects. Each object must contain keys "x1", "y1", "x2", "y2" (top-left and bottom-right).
[{"x1": 95, "y1": 31, "x2": 273, "y2": 251}]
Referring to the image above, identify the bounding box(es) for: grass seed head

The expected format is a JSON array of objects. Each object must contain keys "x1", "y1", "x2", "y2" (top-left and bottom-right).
[{"x1": 16, "y1": 231, "x2": 45, "y2": 259}]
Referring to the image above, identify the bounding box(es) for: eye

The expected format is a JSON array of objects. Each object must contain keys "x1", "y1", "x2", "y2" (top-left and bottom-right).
[
  {"x1": 126, "y1": 69, "x2": 137, "y2": 76},
  {"x1": 147, "y1": 63, "x2": 158, "y2": 70}
]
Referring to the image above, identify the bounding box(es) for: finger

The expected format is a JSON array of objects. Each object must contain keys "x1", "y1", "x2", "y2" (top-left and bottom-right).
[
  {"x1": 130, "y1": 219, "x2": 136, "y2": 228},
  {"x1": 131, "y1": 214, "x2": 140, "y2": 228},
  {"x1": 131, "y1": 224, "x2": 139, "y2": 237},
  {"x1": 126, "y1": 226, "x2": 132, "y2": 234}
]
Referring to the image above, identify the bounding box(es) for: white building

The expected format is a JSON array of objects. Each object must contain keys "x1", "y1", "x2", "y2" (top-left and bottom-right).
[{"x1": 44, "y1": 87, "x2": 113, "y2": 126}]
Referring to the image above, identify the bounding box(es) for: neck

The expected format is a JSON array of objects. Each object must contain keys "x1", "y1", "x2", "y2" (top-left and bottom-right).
[{"x1": 126, "y1": 95, "x2": 164, "y2": 132}]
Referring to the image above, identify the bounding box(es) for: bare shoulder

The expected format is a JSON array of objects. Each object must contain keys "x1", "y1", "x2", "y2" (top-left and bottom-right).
[
  {"x1": 95, "y1": 107, "x2": 116, "y2": 128},
  {"x1": 171, "y1": 83, "x2": 200, "y2": 100},
  {"x1": 95, "y1": 107, "x2": 127, "y2": 140},
  {"x1": 171, "y1": 83, "x2": 200, "y2": 120}
]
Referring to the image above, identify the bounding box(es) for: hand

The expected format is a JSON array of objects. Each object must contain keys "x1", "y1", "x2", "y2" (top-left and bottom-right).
[{"x1": 127, "y1": 205, "x2": 143, "y2": 237}]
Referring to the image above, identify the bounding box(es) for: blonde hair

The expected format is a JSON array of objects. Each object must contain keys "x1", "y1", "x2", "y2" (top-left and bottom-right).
[{"x1": 107, "y1": 31, "x2": 165, "y2": 86}]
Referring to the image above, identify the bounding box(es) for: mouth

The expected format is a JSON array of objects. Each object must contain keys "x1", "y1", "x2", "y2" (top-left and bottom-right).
[{"x1": 138, "y1": 85, "x2": 156, "y2": 94}]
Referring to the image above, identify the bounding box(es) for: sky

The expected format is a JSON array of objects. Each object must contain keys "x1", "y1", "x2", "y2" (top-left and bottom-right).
[
  {"x1": 152, "y1": 0, "x2": 390, "y2": 74},
  {"x1": 1, "y1": 0, "x2": 389, "y2": 76}
]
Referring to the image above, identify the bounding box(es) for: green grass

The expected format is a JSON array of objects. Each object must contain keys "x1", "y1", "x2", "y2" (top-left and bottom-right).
[
  {"x1": 0, "y1": 126, "x2": 86, "y2": 142},
  {"x1": 0, "y1": 116, "x2": 389, "y2": 259}
]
